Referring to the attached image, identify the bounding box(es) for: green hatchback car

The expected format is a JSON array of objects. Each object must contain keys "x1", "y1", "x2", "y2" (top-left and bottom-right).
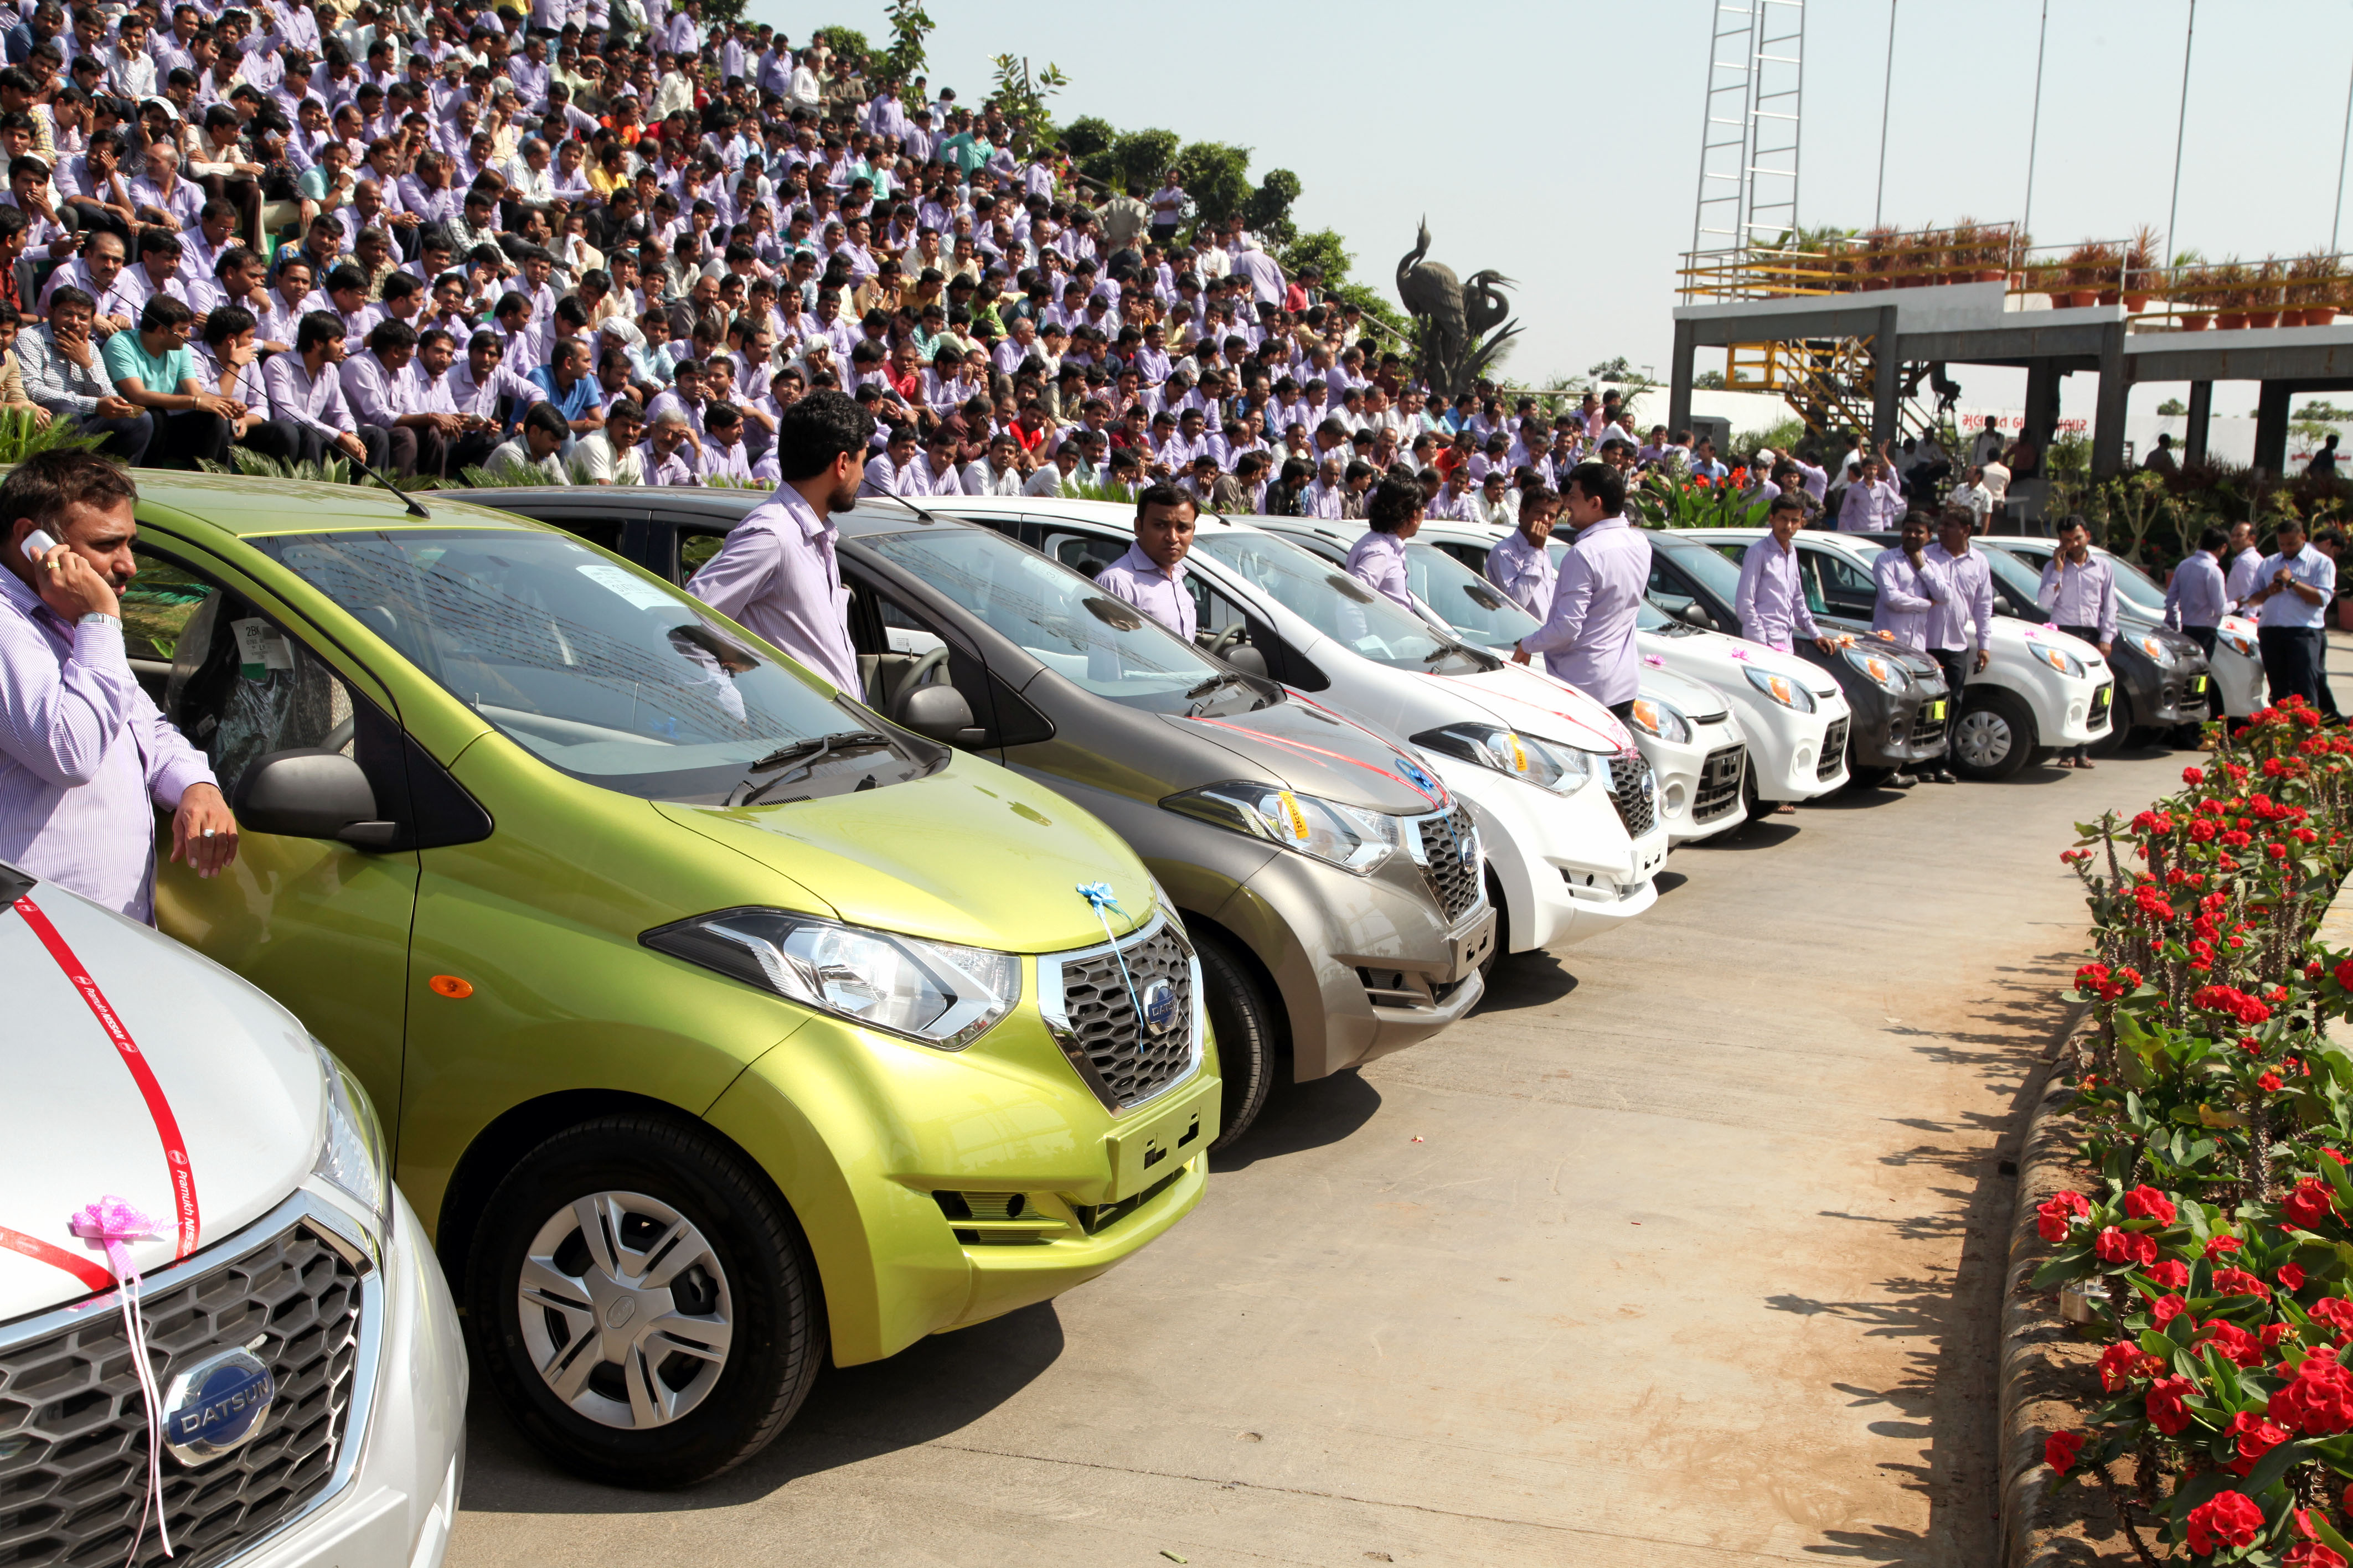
[{"x1": 118, "y1": 474, "x2": 1216, "y2": 1486}]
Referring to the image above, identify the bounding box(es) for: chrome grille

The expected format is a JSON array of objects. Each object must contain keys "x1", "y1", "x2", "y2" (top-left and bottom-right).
[
  {"x1": 1819, "y1": 717, "x2": 1850, "y2": 779},
  {"x1": 1608, "y1": 751, "x2": 1657, "y2": 837},
  {"x1": 0, "y1": 1221, "x2": 363, "y2": 1568},
  {"x1": 1694, "y1": 745, "x2": 1746, "y2": 822},
  {"x1": 1044, "y1": 916, "x2": 1198, "y2": 1112},
  {"x1": 1413, "y1": 805, "x2": 1482, "y2": 923}
]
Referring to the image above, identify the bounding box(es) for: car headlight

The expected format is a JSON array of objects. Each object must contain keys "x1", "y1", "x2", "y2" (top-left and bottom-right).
[
  {"x1": 1842, "y1": 646, "x2": 1909, "y2": 693},
  {"x1": 312, "y1": 1043, "x2": 391, "y2": 1239},
  {"x1": 2030, "y1": 641, "x2": 2087, "y2": 677},
  {"x1": 1625, "y1": 697, "x2": 1694, "y2": 743},
  {"x1": 643, "y1": 909, "x2": 1018, "y2": 1048},
  {"x1": 1163, "y1": 783, "x2": 1402, "y2": 873},
  {"x1": 1743, "y1": 664, "x2": 1817, "y2": 712},
  {"x1": 2135, "y1": 634, "x2": 2174, "y2": 664},
  {"x1": 2222, "y1": 628, "x2": 2257, "y2": 658},
  {"x1": 1411, "y1": 723, "x2": 1599, "y2": 795}
]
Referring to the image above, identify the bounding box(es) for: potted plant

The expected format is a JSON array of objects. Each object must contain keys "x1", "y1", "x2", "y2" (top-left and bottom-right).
[
  {"x1": 2175, "y1": 262, "x2": 2214, "y2": 329},
  {"x1": 2029, "y1": 257, "x2": 2069, "y2": 309},
  {"x1": 1980, "y1": 222, "x2": 2016, "y2": 284},
  {"x1": 1943, "y1": 219, "x2": 1980, "y2": 287},
  {"x1": 2064, "y1": 240, "x2": 2114, "y2": 308},
  {"x1": 2121, "y1": 226, "x2": 2161, "y2": 313},
  {"x1": 2207, "y1": 259, "x2": 2249, "y2": 328},
  {"x1": 2247, "y1": 256, "x2": 2284, "y2": 328},
  {"x1": 1858, "y1": 226, "x2": 1896, "y2": 291},
  {"x1": 2292, "y1": 252, "x2": 2341, "y2": 327},
  {"x1": 1892, "y1": 227, "x2": 1930, "y2": 287}
]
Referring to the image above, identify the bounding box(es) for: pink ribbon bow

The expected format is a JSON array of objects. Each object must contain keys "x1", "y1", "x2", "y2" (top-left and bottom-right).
[{"x1": 69, "y1": 1198, "x2": 173, "y2": 1565}]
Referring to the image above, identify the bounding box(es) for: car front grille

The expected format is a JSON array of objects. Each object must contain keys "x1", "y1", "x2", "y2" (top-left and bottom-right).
[
  {"x1": 0, "y1": 1220, "x2": 364, "y2": 1568},
  {"x1": 1413, "y1": 805, "x2": 1483, "y2": 924},
  {"x1": 1608, "y1": 751, "x2": 1657, "y2": 837},
  {"x1": 1694, "y1": 745, "x2": 1746, "y2": 822},
  {"x1": 2091, "y1": 682, "x2": 2113, "y2": 723},
  {"x1": 1045, "y1": 917, "x2": 1198, "y2": 1112},
  {"x1": 1908, "y1": 702, "x2": 1949, "y2": 748},
  {"x1": 1819, "y1": 716, "x2": 1850, "y2": 779}
]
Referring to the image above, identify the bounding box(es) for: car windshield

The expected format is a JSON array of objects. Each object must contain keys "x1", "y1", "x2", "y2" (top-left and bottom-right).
[
  {"x1": 860, "y1": 525, "x2": 1267, "y2": 715},
  {"x1": 1651, "y1": 534, "x2": 1749, "y2": 603},
  {"x1": 255, "y1": 528, "x2": 926, "y2": 804},
  {"x1": 1977, "y1": 542, "x2": 2048, "y2": 602},
  {"x1": 2099, "y1": 549, "x2": 2168, "y2": 611},
  {"x1": 1402, "y1": 541, "x2": 1536, "y2": 650},
  {"x1": 1191, "y1": 529, "x2": 1485, "y2": 674}
]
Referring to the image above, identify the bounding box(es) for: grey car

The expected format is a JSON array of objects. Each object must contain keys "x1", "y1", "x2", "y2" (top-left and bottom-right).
[{"x1": 484, "y1": 487, "x2": 1497, "y2": 1147}]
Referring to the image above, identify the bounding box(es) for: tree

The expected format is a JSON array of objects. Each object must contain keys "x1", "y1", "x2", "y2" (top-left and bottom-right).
[
  {"x1": 1244, "y1": 169, "x2": 1301, "y2": 247},
  {"x1": 1281, "y1": 229, "x2": 1410, "y2": 339},
  {"x1": 2296, "y1": 399, "x2": 2353, "y2": 422},
  {"x1": 988, "y1": 54, "x2": 1067, "y2": 137},
  {"x1": 1171, "y1": 141, "x2": 1253, "y2": 229},
  {"x1": 2157, "y1": 397, "x2": 2187, "y2": 416},
  {"x1": 1694, "y1": 371, "x2": 1726, "y2": 390},
  {"x1": 809, "y1": 25, "x2": 869, "y2": 70},
  {"x1": 872, "y1": 1, "x2": 934, "y2": 87}
]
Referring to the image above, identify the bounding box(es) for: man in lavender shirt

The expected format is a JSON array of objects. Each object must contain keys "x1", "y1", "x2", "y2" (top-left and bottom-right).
[
  {"x1": 0, "y1": 452, "x2": 237, "y2": 920},
  {"x1": 1513, "y1": 460, "x2": 1649, "y2": 718},
  {"x1": 1091, "y1": 483, "x2": 1199, "y2": 643},
  {"x1": 2036, "y1": 517, "x2": 2117, "y2": 768},
  {"x1": 1734, "y1": 493, "x2": 1838, "y2": 655},
  {"x1": 1343, "y1": 478, "x2": 1422, "y2": 610},
  {"x1": 687, "y1": 391, "x2": 871, "y2": 695}
]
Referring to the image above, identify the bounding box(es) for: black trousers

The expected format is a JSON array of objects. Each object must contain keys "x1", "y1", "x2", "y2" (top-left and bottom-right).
[
  {"x1": 235, "y1": 418, "x2": 302, "y2": 463},
  {"x1": 1932, "y1": 649, "x2": 1971, "y2": 769},
  {"x1": 2184, "y1": 625, "x2": 2217, "y2": 657},
  {"x1": 2259, "y1": 625, "x2": 2325, "y2": 711},
  {"x1": 148, "y1": 409, "x2": 230, "y2": 468},
  {"x1": 1608, "y1": 698, "x2": 1637, "y2": 725}
]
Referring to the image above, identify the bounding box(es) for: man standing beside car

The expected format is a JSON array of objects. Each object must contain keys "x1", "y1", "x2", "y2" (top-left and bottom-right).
[
  {"x1": 1735, "y1": 492, "x2": 1839, "y2": 656},
  {"x1": 2036, "y1": 518, "x2": 2118, "y2": 769},
  {"x1": 686, "y1": 389, "x2": 873, "y2": 695},
  {"x1": 2242, "y1": 516, "x2": 2339, "y2": 711},
  {"x1": 1871, "y1": 510, "x2": 1942, "y2": 653},
  {"x1": 1092, "y1": 483, "x2": 1198, "y2": 643},
  {"x1": 1919, "y1": 507, "x2": 1995, "y2": 785},
  {"x1": 2225, "y1": 518, "x2": 2267, "y2": 610},
  {"x1": 1511, "y1": 460, "x2": 1647, "y2": 723},
  {"x1": 2163, "y1": 525, "x2": 2231, "y2": 658},
  {"x1": 0, "y1": 450, "x2": 238, "y2": 920},
  {"x1": 1485, "y1": 487, "x2": 1560, "y2": 618}
]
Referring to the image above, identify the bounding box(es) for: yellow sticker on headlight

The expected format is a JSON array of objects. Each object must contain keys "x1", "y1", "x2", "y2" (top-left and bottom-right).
[
  {"x1": 1508, "y1": 732, "x2": 1529, "y2": 771},
  {"x1": 1278, "y1": 790, "x2": 1309, "y2": 840}
]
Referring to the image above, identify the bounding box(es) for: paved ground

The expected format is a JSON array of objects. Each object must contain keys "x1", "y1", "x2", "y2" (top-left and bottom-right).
[{"x1": 440, "y1": 729, "x2": 2227, "y2": 1568}]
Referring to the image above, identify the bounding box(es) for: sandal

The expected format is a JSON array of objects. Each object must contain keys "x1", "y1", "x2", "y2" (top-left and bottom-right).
[{"x1": 2055, "y1": 757, "x2": 2076, "y2": 769}]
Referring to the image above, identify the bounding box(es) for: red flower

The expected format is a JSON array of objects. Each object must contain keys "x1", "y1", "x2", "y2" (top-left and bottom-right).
[
  {"x1": 2283, "y1": 1263, "x2": 2309, "y2": 1292},
  {"x1": 2287, "y1": 1177, "x2": 2337, "y2": 1229},
  {"x1": 2123, "y1": 1186, "x2": 2177, "y2": 1225},
  {"x1": 2264, "y1": 1072, "x2": 2288, "y2": 1091},
  {"x1": 2096, "y1": 1227, "x2": 2159, "y2": 1267},
  {"x1": 2152, "y1": 1293, "x2": 2189, "y2": 1324},
  {"x1": 2311, "y1": 1297, "x2": 2353, "y2": 1333},
  {"x1": 2184, "y1": 766, "x2": 2206, "y2": 785},
  {"x1": 2149, "y1": 1258, "x2": 2190, "y2": 1290},
  {"x1": 2099, "y1": 1339, "x2": 2160, "y2": 1390},
  {"x1": 2044, "y1": 1428, "x2": 2084, "y2": 1476},
  {"x1": 2336, "y1": 959, "x2": 2353, "y2": 991},
  {"x1": 2272, "y1": 1351, "x2": 2353, "y2": 1434},
  {"x1": 2287, "y1": 1542, "x2": 2348, "y2": 1568},
  {"x1": 2206, "y1": 1319, "x2": 2264, "y2": 1367},
  {"x1": 2187, "y1": 1491, "x2": 2266, "y2": 1554},
  {"x1": 2226, "y1": 1410, "x2": 2292, "y2": 1474},
  {"x1": 2207, "y1": 1235, "x2": 2246, "y2": 1259},
  {"x1": 2037, "y1": 1190, "x2": 2091, "y2": 1241},
  {"x1": 2146, "y1": 1374, "x2": 2195, "y2": 1434},
  {"x1": 2213, "y1": 1266, "x2": 2272, "y2": 1297}
]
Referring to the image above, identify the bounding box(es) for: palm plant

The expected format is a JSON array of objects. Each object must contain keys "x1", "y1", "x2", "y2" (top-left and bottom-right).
[{"x1": 0, "y1": 407, "x2": 102, "y2": 462}]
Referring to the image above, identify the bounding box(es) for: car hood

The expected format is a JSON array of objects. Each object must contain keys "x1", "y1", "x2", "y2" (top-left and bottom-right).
[
  {"x1": 0, "y1": 877, "x2": 322, "y2": 1320},
  {"x1": 1436, "y1": 665, "x2": 1638, "y2": 753},
  {"x1": 1162, "y1": 695, "x2": 1451, "y2": 815},
  {"x1": 1991, "y1": 618, "x2": 2110, "y2": 675},
  {"x1": 656, "y1": 754, "x2": 1161, "y2": 954},
  {"x1": 1637, "y1": 626, "x2": 1847, "y2": 703}
]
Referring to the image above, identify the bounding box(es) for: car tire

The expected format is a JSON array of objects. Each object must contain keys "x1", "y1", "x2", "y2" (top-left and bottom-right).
[
  {"x1": 1951, "y1": 688, "x2": 2037, "y2": 781},
  {"x1": 465, "y1": 1114, "x2": 825, "y2": 1489},
  {"x1": 1196, "y1": 931, "x2": 1276, "y2": 1152}
]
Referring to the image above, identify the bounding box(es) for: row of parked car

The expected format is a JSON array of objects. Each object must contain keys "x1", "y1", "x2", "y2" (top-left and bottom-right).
[{"x1": 0, "y1": 479, "x2": 2235, "y2": 1565}]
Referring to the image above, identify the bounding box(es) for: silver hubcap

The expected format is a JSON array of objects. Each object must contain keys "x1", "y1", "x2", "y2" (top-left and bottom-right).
[
  {"x1": 1954, "y1": 708, "x2": 2014, "y2": 769},
  {"x1": 517, "y1": 1191, "x2": 734, "y2": 1430}
]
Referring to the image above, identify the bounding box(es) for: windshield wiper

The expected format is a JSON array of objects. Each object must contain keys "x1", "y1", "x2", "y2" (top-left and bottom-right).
[
  {"x1": 728, "y1": 731, "x2": 894, "y2": 807},
  {"x1": 1184, "y1": 670, "x2": 1244, "y2": 715}
]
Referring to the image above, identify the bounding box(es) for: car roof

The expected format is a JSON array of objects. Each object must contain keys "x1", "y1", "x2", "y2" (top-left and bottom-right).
[{"x1": 133, "y1": 472, "x2": 547, "y2": 536}]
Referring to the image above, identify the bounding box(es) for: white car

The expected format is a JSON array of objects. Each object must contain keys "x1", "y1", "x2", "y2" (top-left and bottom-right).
[
  {"x1": 1777, "y1": 530, "x2": 2117, "y2": 780},
  {"x1": 1413, "y1": 518, "x2": 1855, "y2": 808},
  {"x1": 928, "y1": 495, "x2": 1671, "y2": 964},
  {"x1": 1, "y1": 862, "x2": 465, "y2": 1568},
  {"x1": 1256, "y1": 515, "x2": 1750, "y2": 843}
]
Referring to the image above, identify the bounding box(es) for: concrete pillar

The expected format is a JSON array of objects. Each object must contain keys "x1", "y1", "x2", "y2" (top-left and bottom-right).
[
  {"x1": 1870, "y1": 304, "x2": 1900, "y2": 448},
  {"x1": 1666, "y1": 318, "x2": 1696, "y2": 439},
  {"x1": 2185, "y1": 380, "x2": 2213, "y2": 467},
  {"x1": 2092, "y1": 320, "x2": 2130, "y2": 478},
  {"x1": 2024, "y1": 361, "x2": 2062, "y2": 451},
  {"x1": 2255, "y1": 382, "x2": 2293, "y2": 477}
]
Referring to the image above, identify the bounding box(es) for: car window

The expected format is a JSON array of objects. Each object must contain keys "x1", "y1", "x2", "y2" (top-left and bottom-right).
[
  {"x1": 1189, "y1": 529, "x2": 1483, "y2": 674},
  {"x1": 1645, "y1": 555, "x2": 1700, "y2": 619},
  {"x1": 1805, "y1": 545, "x2": 1876, "y2": 613},
  {"x1": 1432, "y1": 540, "x2": 1486, "y2": 573},
  {"x1": 678, "y1": 525, "x2": 729, "y2": 581},
  {"x1": 1403, "y1": 542, "x2": 1536, "y2": 650},
  {"x1": 860, "y1": 526, "x2": 1266, "y2": 715},
  {"x1": 1048, "y1": 532, "x2": 1124, "y2": 579},
  {"x1": 255, "y1": 527, "x2": 932, "y2": 804}
]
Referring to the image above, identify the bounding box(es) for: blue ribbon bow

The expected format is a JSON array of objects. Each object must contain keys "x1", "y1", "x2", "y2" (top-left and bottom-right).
[{"x1": 1077, "y1": 882, "x2": 1148, "y2": 1031}]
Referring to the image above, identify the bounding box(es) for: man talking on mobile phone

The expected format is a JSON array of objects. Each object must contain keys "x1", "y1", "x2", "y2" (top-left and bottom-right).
[{"x1": 0, "y1": 451, "x2": 238, "y2": 922}]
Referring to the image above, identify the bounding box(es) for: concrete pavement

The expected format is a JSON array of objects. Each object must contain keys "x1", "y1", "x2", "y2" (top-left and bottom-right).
[{"x1": 444, "y1": 744, "x2": 2199, "y2": 1568}]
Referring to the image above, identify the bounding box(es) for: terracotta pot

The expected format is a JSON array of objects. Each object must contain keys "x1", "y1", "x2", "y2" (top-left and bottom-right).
[
  {"x1": 1895, "y1": 275, "x2": 1924, "y2": 288},
  {"x1": 2311, "y1": 306, "x2": 2340, "y2": 326},
  {"x1": 1977, "y1": 269, "x2": 2008, "y2": 283},
  {"x1": 2282, "y1": 309, "x2": 2308, "y2": 327},
  {"x1": 2066, "y1": 290, "x2": 2100, "y2": 308},
  {"x1": 2180, "y1": 312, "x2": 2213, "y2": 330},
  {"x1": 2046, "y1": 292, "x2": 2072, "y2": 309},
  {"x1": 2097, "y1": 288, "x2": 2122, "y2": 306},
  {"x1": 2122, "y1": 292, "x2": 2151, "y2": 313},
  {"x1": 2217, "y1": 311, "x2": 2250, "y2": 329},
  {"x1": 2248, "y1": 309, "x2": 2282, "y2": 328},
  {"x1": 1861, "y1": 277, "x2": 1890, "y2": 292}
]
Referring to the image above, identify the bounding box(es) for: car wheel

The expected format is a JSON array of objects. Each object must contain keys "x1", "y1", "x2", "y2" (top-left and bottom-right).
[
  {"x1": 1951, "y1": 689, "x2": 2037, "y2": 781},
  {"x1": 1196, "y1": 930, "x2": 1276, "y2": 1152},
  {"x1": 2089, "y1": 688, "x2": 2135, "y2": 757},
  {"x1": 466, "y1": 1114, "x2": 824, "y2": 1488}
]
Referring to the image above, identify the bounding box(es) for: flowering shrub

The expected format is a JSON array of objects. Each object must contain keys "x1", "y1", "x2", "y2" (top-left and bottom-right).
[
  {"x1": 1624, "y1": 463, "x2": 1771, "y2": 530},
  {"x1": 2039, "y1": 699, "x2": 2353, "y2": 1561}
]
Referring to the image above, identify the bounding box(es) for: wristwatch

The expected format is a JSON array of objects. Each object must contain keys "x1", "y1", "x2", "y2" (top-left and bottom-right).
[{"x1": 79, "y1": 611, "x2": 119, "y2": 627}]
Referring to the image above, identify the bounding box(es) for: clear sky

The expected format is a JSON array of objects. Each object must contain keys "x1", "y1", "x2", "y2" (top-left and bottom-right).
[{"x1": 748, "y1": 0, "x2": 2353, "y2": 415}]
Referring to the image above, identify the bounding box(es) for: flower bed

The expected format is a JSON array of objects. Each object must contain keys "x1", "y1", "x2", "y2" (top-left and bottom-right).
[{"x1": 2035, "y1": 698, "x2": 2353, "y2": 1562}]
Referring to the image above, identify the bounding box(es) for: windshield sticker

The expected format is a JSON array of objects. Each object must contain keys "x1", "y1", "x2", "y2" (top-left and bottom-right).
[
  {"x1": 577, "y1": 562, "x2": 678, "y2": 611},
  {"x1": 230, "y1": 617, "x2": 291, "y2": 680}
]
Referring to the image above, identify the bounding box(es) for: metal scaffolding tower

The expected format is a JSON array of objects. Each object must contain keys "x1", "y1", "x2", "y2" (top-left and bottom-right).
[{"x1": 1686, "y1": 0, "x2": 1807, "y2": 263}]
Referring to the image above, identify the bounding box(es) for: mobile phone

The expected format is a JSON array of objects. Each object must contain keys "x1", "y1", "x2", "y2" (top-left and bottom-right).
[{"x1": 20, "y1": 528, "x2": 56, "y2": 563}]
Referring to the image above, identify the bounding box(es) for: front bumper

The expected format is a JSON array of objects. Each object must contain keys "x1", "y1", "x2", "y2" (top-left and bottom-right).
[
  {"x1": 1635, "y1": 715, "x2": 1748, "y2": 844},
  {"x1": 1443, "y1": 759, "x2": 1665, "y2": 953},
  {"x1": 2115, "y1": 646, "x2": 2213, "y2": 726},
  {"x1": 2048, "y1": 678, "x2": 2115, "y2": 745},
  {"x1": 1736, "y1": 694, "x2": 1852, "y2": 802},
  {"x1": 1846, "y1": 680, "x2": 1952, "y2": 769},
  {"x1": 224, "y1": 1187, "x2": 467, "y2": 1568}
]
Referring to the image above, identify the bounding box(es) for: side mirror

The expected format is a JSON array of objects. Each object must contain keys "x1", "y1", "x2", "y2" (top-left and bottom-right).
[
  {"x1": 900, "y1": 682, "x2": 976, "y2": 743},
  {"x1": 1223, "y1": 644, "x2": 1269, "y2": 679},
  {"x1": 1679, "y1": 602, "x2": 1712, "y2": 629},
  {"x1": 232, "y1": 749, "x2": 397, "y2": 847}
]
